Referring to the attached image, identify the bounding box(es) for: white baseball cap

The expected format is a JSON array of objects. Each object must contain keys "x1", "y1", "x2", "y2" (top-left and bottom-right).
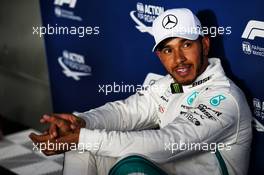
[{"x1": 152, "y1": 8, "x2": 204, "y2": 51}]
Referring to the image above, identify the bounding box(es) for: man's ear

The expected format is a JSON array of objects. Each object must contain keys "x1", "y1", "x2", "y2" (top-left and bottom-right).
[
  {"x1": 201, "y1": 36, "x2": 210, "y2": 57},
  {"x1": 155, "y1": 51, "x2": 161, "y2": 58}
]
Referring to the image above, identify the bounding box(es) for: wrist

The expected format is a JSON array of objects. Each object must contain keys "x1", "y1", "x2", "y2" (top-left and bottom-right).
[{"x1": 76, "y1": 116, "x2": 86, "y2": 128}]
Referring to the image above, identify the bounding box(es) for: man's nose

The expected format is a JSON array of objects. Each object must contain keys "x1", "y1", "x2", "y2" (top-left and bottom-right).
[{"x1": 173, "y1": 49, "x2": 186, "y2": 64}]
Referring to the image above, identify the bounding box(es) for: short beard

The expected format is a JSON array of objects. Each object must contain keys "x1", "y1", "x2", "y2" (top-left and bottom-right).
[
  {"x1": 171, "y1": 46, "x2": 207, "y2": 85},
  {"x1": 196, "y1": 48, "x2": 205, "y2": 77}
]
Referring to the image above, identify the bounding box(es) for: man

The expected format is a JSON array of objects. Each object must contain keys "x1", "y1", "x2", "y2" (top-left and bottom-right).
[{"x1": 30, "y1": 8, "x2": 252, "y2": 175}]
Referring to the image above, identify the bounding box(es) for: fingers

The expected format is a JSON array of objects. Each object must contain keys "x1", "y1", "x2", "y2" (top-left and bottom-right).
[
  {"x1": 40, "y1": 114, "x2": 82, "y2": 128},
  {"x1": 70, "y1": 124, "x2": 76, "y2": 130},
  {"x1": 40, "y1": 114, "x2": 69, "y2": 124},
  {"x1": 55, "y1": 132, "x2": 79, "y2": 143},
  {"x1": 41, "y1": 115, "x2": 60, "y2": 139},
  {"x1": 40, "y1": 114, "x2": 57, "y2": 124},
  {"x1": 40, "y1": 114, "x2": 50, "y2": 123},
  {"x1": 29, "y1": 132, "x2": 52, "y2": 143},
  {"x1": 42, "y1": 113, "x2": 77, "y2": 125},
  {"x1": 29, "y1": 132, "x2": 80, "y2": 156},
  {"x1": 41, "y1": 115, "x2": 72, "y2": 137},
  {"x1": 55, "y1": 114, "x2": 83, "y2": 129},
  {"x1": 29, "y1": 132, "x2": 62, "y2": 156},
  {"x1": 39, "y1": 113, "x2": 82, "y2": 140},
  {"x1": 53, "y1": 114, "x2": 85, "y2": 129},
  {"x1": 40, "y1": 114, "x2": 75, "y2": 128},
  {"x1": 42, "y1": 150, "x2": 56, "y2": 156},
  {"x1": 49, "y1": 123, "x2": 58, "y2": 139},
  {"x1": 54, "y1": 114, "x2": 77, "y2": 123}
]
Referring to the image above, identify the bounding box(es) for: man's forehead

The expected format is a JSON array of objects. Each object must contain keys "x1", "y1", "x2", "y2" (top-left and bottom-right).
[
  {"x1": 155, "y1": 36, "x2": 200, "y2": 51},
  {"x1": 163, "y1": 38, "x2": 192, "y2": 46}
]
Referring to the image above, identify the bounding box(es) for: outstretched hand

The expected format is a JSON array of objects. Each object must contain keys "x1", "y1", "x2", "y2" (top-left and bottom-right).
[
  {"x1": 29, "y1": 131, "x2": 80, "y2": 156},
  {"x1": 29, "y1": 113, "x2": 86, "y2": 156},
  {"x1": 40, "y1": 113, "x2": 86, "y2": 138}
]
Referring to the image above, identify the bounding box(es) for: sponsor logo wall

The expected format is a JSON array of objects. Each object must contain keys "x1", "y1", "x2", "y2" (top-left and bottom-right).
[{"x1": 39, "y1": 0, "x2": 264, "y2": 173}]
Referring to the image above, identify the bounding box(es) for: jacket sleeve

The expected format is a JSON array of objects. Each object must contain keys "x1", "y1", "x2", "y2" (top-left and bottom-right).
[
  {"x1": 78, "y1": 89, "x2": 241, "y2": 163},
  {"x1": 74, "y1": 88, "x2": 160, "y2": 131}
]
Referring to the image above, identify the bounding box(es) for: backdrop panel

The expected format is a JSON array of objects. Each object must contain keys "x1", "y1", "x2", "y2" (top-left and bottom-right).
[{"x1": 39, "y1": 0, "x2": 264, "y2": 174}]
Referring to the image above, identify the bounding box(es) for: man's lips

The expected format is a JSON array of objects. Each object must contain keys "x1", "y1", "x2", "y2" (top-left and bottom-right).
[{"x1": 174, "y1": 64, "x2": 192, "y2": 77}]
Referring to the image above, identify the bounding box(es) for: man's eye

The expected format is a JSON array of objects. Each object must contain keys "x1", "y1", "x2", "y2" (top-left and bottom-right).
[
  {"x1": 183, "y1": 42, "x2": 192, "y2": 48},
  {"x1": 162, "y1": 48, "x2": 172, "y2": 54}
]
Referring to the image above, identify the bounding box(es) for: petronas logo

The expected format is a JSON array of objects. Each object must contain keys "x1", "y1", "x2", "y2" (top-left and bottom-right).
[
  {"x1": 187, "y1": 92, "x2": 199, "y2": 105},
  {"x1": 210, "y1": 95, "x2": 226, "y2": 106}
]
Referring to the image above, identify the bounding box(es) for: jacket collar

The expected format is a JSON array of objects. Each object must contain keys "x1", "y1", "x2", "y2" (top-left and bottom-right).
[{"x1": 169, "y1": 58, "x2": 228, "y2": 93}]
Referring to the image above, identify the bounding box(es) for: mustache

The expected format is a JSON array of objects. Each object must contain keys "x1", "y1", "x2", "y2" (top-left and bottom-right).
[{"x1": 173, "y1": 63, "x2": 192, "y2": 69}]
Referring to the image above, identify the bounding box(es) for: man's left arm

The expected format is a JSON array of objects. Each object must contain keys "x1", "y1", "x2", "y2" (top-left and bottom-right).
[
  {"x1": 78, "y1": 90, "x2": 245, "y2": 163},
  {"x1": 75, "y1": 88, "x2": 160, "y2": 131}
]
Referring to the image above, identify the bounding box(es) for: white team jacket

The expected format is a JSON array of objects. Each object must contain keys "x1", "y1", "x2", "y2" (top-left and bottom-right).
[{"x1": 76, "y1": 58, "x2": 252, "y2": 175}]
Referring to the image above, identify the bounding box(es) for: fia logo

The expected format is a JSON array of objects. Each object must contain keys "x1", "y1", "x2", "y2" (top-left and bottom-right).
[
  {"x1": 54, "y1": 0, "x2": 77, "y2": 8},
  {"x1": 210, "y1": 95, "x2": 226, "y2": 106},
  {"x1": 253, "y1": 98, "x2": 262, "y2": 110},
  {"x1": 242, "y1": 42, "x2": 252, "y2": 55},
  {"x1": 136, "y1": 2, "x2": 144, "y2": 13}
]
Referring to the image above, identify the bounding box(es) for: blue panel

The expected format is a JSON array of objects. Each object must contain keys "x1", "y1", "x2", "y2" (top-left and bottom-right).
[{"x1": 39, "y1": 0, "x2": 264, "y2": 174}]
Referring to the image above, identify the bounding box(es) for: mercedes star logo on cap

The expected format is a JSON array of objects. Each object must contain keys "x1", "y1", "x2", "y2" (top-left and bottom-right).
[{"x1": 162, "y1": 14, "x2": 178, "y2": 29}]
